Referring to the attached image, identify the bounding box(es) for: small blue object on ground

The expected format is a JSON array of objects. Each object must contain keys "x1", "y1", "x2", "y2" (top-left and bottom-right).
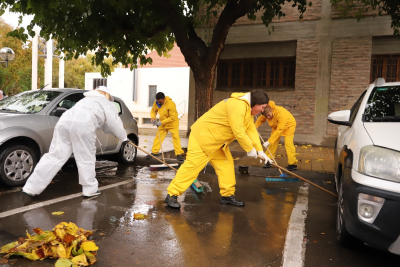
[
  {"x1": 265, "y1": 177, "x2": 299, "y2": 182},
  {"x1": 83, "y1": 190, "x2": 101, "y2": 198}
]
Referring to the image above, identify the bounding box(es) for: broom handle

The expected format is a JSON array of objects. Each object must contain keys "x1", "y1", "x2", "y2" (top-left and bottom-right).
[
  {"x1": 157, "y1": 123, "x2": 165, "y2": 162},
  {"x1": 257, "y1": 155, "x2": 337, "y2": 197},
  {"x1": 258, "y1": 131, "x2": 283, "y2": 175},
  {"x1": 128, "y1": 141, "x2": 178, "y2": 171}
]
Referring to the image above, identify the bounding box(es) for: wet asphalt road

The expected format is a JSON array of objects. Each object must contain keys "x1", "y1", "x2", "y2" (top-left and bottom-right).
[{"x1": 0, "y1": 156, "x2": 399, "y2": 266}]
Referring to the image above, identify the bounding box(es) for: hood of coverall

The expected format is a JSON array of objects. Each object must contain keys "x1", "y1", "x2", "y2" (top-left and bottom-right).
[
  {"x1": 230, "y1": 92, "x2": 251, "y2": 107},
  {"x1": 84, "y1": 89, "x2": 114, "y2": 102}
]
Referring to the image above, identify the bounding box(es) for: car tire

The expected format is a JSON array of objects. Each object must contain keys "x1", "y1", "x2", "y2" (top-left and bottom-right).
[
  {"x1": 117, "y1": 140, "x2": 137, "y2": 164},
  {"x1": 0, "y1": 144, "x2": 38, "y2": 187},
  {"x1": 336, "y1": 179, "x2": 354, "y2": 246}
]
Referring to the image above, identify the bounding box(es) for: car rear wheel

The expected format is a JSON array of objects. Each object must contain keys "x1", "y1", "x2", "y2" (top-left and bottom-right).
[
  {"x1": 337, "y1": 179, "x2": 354, "y2": 246},
  {"x1": 0, "y1": 144, "x2": 38, "y2": 186},
  {"x1": 117, "y1": 140, "x2": 137, "y2": 164}
]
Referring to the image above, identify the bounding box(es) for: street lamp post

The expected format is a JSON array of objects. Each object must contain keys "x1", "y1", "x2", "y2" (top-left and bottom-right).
[{"x1": 0, "y1": 47, "x2": 15, "y2": 67}]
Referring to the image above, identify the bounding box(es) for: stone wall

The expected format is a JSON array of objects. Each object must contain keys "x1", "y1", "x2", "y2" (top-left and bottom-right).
[{"x1": 327, "y1": 36, "x2": 372, "y2": 136}]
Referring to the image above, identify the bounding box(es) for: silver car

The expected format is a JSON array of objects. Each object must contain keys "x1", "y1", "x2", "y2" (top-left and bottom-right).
[{"x1": 0, "y1": 89, "x2": 139, "y2": 187}]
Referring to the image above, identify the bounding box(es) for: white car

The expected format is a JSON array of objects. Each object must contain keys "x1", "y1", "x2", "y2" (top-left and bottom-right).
[{"x1": 328, "y1": 78, "x2": 400, "y2": 254}]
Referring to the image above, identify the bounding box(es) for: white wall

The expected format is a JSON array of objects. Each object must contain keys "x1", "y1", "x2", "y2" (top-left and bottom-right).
[
  {"x1": 136, "y1": 67, "x2": 189, "y2": 115},
  {"x1": 85, "y1": 67, "x2": 190, "y2": 130}
]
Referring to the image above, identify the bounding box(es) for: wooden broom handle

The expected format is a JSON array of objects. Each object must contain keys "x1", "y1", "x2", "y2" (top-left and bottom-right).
[
  {"x1": 129, "y1": 141, "x2": 178, "y2": 171},
  {"x1": 257, "y1": 155, "x2": 337, "y2": 197}
]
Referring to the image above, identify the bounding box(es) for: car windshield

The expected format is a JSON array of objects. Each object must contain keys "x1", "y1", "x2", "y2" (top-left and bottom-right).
[
  {"x1": 0, "y1": 91, "x2": 62, "y2": 114},
  {"x1": 364, "y1": 86, "x2": 400, "y2": 122}
]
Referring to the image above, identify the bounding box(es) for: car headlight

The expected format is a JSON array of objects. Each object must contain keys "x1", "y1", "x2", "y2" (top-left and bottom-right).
[{"x1": 358, "y1": 145, "x2": 400, "y2": 182}]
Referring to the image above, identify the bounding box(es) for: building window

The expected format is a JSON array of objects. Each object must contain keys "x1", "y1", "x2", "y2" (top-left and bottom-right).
[
  {"x1": 143, "y1": 118, "x2": 153, "y2": 124},
  {"x1": 149, "y1": 85, "x2": 157, "y2": 107},
  {"x1": 371, "y1": 55, "x2": 400, "y2": 83},
  {"x1": 217, "y1": 57, "x2": 296, "y2": 89},
  {"x1": 93, "y1": 78, "x2": 107, "y2": 89}
]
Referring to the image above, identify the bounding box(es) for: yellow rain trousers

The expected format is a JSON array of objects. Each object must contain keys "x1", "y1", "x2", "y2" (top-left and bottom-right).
[
  {"x1": 150, "y1": 96, "x2": 184, "y2": 155},
  {"x1": 168, "y1": 92, "x2": 263, "y2": 197},
  {"x1": 255, "y1": 101, "x2": 298, "y2": 165}
]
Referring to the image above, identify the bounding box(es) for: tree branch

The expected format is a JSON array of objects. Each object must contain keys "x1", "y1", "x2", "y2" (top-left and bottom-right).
[
  {"x1": 156, "y1": 0, "x2": 203, "y2": 73},
  {"x1": 206, "y1": 0, "x2": 254, "y2": 66}
]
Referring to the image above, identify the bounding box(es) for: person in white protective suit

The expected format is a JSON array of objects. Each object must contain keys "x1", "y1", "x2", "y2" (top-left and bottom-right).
[{"x1": 22, "y1": 86, "x2": 128, "y2": 197}]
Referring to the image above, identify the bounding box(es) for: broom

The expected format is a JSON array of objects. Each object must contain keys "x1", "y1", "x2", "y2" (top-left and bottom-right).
[
  {"x1": 257, "y1": 131, "x2": 290, "y2": 180},
  {"x1": 128, "y1": 141, "x2": 203, "y2": 193}
]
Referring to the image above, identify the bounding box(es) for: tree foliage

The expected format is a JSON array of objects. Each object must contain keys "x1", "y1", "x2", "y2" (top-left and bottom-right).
[
  {"x1": 0, "y1": 18, "x2": 33, "y2": 95},
  {"x1": 0, "y1": 18, "x2": 116, "y2": 94}
]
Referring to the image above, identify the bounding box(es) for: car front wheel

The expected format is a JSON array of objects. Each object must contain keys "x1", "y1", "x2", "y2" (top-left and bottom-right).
[
  {"x1": 0, "y1": 144, "x2": 38, "y2": 186},
  {"x1": 117, "y1": 140, "x2": 137, "y2": 164},
  {"x1": 336, "y1": 178, "x2": 354, "y2": 246}
]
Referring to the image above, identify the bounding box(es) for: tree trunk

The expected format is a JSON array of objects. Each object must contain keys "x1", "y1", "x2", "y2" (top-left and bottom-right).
[
  {"x1": 193, "y1": 61, "x2": 217, "y2": 120},
  {"x1": 194, "y1": 78, "x2": 213, "y2": 120}
]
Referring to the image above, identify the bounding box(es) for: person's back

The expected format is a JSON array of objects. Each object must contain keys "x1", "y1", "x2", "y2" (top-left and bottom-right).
[
  {"x1": 59, "y1": 90, "x2": 126, "y2": 141},
  {"x1": 191, "y1": 92, "x2": 257, "y2": 156}
]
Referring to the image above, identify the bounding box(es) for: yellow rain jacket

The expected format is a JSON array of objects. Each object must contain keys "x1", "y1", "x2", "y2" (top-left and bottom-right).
[
  {"x1": 254, "y1": 101, "x2": 296, "y2": 144},
  {"x1": 150, "y1": 96, "x2": 179, "y2": 129},
  {"x1": 191, "y1": 92, "x2": 263, "y2": 156}
]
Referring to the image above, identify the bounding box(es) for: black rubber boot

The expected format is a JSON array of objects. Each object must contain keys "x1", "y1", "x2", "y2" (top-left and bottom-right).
[
  {"x1": 220, "y1": 195, "x2": 245, "y2": 207},
  {"x1": 286, "y1": 165, "x2": 297, "y2": 171},
  {"x1": 146, "y1": 153, "x2": 157, "y2": 159},
  {"x1": 263, "y1": 161, "x2": 272, "y2": 168},
  {"x1": 165, "y1": 194, "x2": 181, "y2": 209},
  {"x1": 177, "y1": 154, "x2": 185, "y2": 161}
]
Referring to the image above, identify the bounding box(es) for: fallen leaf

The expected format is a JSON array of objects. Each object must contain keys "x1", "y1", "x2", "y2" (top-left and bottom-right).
[
  {"x1": 233, "y1": 157, "x2": 240, "y2": 160},
  {"x1": 295, "y1": 153, "x2": 300, "y2": 156},
  {"x1": 319, "y1": 147, "x2": 323, "y2": 150},
  {"x1": 143, "y1": 146, "x2": 147, "y2": 148},
  {"x1": 144, "y1": 140, "x2": 147, "y2": 142},
  {"x1": 307, "y1": 145, "x2": 312, "y2": 147},
  {"x1": 320, "y1": 233, "x2": 325, "y2": 235},
  {"x1": 317, "y1": 158, "x2": 323, "y2": 161},
  {"x1": 52, "y1": 211, "x2": 65, "y2": 216},
  {"x1": 295, "y1": 145, "x2": 298, "y2": 147},
  {"x1": 313, "y1": 240, "x2": 318, "y2": 243},
  {"x1": 81, "y1": 241, "x2": 99, "y2": 251},
  {"x1": 326, "y1": 181, "x2": 332, "y2": 184},
  {"x1": 99, "y1": 233, "x2": 106, "y2": 236},
  {"x1": 134, "y1": 213, "x2": 145, "y2": 220},
  {"x1": 301, "y1": 145, "x2": 308, "y2": 149},
  {"x1": 310, "y1": 150, "x2": 313, "y2": 152},
  {"x1": 305, "y1": 160, "x2": 310, "y2": 163}
]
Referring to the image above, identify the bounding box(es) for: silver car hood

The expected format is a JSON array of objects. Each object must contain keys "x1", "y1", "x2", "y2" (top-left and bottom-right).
[{"x1": 364, "y1": 123, "x2": 400, "y2": 152}]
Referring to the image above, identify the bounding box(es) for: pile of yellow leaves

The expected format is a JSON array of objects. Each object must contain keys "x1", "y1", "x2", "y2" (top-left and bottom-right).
[{"x1": 0, "y1": 222, "x2": 98, "y2": 266}]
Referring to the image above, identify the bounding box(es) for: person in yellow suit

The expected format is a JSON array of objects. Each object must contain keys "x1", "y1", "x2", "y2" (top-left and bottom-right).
[
  {"x1": 148, "y1": 92, "x2": 185, "y2": 161},
  {"x1": 165, "y1": 89, "x2": 273, "y2": 209},
  {"x1": 254, "y1": 101, "x2": 298, "y2": 171}
]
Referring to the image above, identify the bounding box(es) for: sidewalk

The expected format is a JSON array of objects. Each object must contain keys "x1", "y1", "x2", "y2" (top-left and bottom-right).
[
  {"x1": 137, "y1": 135, "x2": 335, "y2": 174},
  {"x1": 230, "y1": 141, "x2": 336, "y2": 174}
]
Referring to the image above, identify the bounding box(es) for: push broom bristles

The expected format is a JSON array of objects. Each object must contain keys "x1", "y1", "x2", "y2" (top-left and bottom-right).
[
  {"x1": 191, "y1": 179, "x2": 204, "y2": 193},
  {"x1": 149, "y1": 163, "x2": 179, "y2": 171}
]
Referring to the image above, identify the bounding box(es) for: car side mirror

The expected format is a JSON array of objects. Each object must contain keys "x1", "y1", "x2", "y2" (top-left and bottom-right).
[
  {"x1": 327, "y1": 110, "x2": 352, "y2": 126},
  {"x1": 52, "y1": 107, "x2": 68, "y2": 117}
]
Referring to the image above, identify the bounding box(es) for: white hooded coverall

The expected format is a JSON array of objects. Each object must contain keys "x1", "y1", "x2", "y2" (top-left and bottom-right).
[{"x1": 23, "y1": 90, "x2": 127, "y2": 195}]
